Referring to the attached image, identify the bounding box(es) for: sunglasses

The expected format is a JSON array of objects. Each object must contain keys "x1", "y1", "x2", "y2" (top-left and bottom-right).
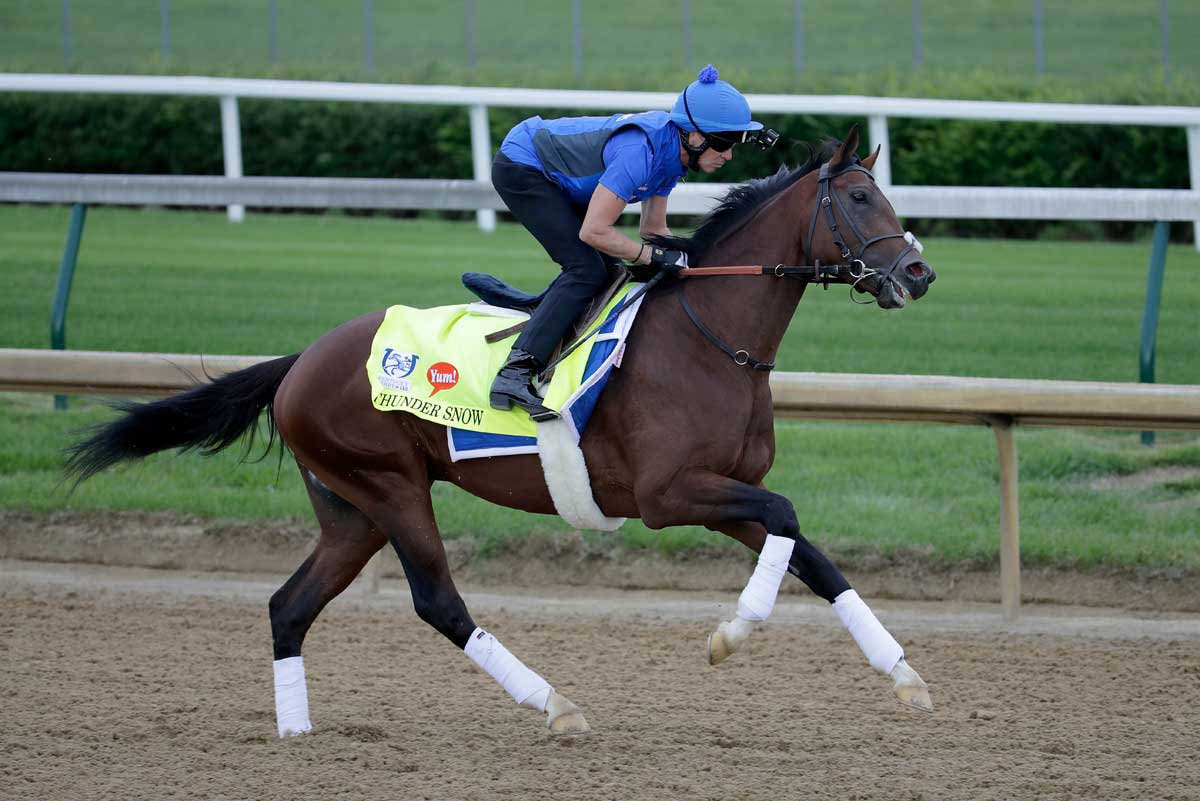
[{"x1": 704, "y1": 128, "x2": 780, "y2": 153}]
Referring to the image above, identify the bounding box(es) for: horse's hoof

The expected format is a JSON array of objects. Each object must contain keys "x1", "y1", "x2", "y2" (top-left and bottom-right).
[
  {"x1": 545, "y1": 691, "x2": 591, "y2": 736},
  {"x1": 708, "y1": 618, "x2": 754, "y2": 666},
  {"x1": 890, "y1": 659, "x2": 934, "y2": 713},
  {"x1": 277, "y1": 722, "x2": 313, "y2": 738},
  {"x1": 707, "y1": 628, "x2": 733, "y2": 666}
]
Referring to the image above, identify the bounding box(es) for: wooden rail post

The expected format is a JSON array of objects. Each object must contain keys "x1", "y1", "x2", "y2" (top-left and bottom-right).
[
  {"x1": 365, "y1": 548, "x2": 383, "y2": 594},
  {"x1": 989, "y1": 416, "x2": 1021, "y2": 620}
]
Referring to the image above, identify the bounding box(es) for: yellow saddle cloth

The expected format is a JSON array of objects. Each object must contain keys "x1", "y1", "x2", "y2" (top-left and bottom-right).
[{"x1": 366, "y1": 285, "x2": 641, "y2": 440}]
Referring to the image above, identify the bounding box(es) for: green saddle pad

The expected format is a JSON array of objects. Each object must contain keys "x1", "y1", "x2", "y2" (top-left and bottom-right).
[{"x1": 367, "y1": 286, "x2": 637, "y2": 439}]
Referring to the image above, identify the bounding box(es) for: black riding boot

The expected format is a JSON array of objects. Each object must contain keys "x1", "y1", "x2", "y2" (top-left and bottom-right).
[{"x1": 489, "y1": 348, "x2": 559, "y2": 421}]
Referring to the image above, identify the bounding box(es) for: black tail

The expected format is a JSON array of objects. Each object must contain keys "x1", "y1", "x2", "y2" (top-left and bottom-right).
[{"x1": 65, "y1": 353, "x2": 302, "y2": 486}]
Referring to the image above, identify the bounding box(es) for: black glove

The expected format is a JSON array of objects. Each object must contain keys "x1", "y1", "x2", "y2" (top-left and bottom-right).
[{"x1": 647, "y1": 246, "x2": 689, "y2": 271}]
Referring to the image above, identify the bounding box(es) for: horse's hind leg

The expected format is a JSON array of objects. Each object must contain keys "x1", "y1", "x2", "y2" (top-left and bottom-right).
[
  {"x1": 341, "y1": 470, "x2": 590, "y2": 736},
  {"x1": 269, "y1": 467, "x2": 387, "y2": 737}
]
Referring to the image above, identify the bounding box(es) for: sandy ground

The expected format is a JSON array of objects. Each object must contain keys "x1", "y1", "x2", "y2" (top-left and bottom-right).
[
  {"x1": 5, "y1": 510, "x2": 1199, "y2": 612},
  {"x1": 2, "y1": 560, "x2": 1199, "y2": 801}
]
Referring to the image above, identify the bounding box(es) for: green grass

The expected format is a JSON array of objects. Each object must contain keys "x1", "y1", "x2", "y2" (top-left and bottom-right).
[
  {"x1": 1, "y1": 0, "x2": 1197, "y2": 87},
  {"x1": 4, "y1": 206, "x2": 1199, "y2": 382},
  {"x1": 2, "y1": 205, "x2": 1198, "y2": 570}
]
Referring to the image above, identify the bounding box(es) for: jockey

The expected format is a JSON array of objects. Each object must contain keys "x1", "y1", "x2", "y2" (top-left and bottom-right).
[{"x1": 489, "y1": 64, "x2": 772, "y2": 420}]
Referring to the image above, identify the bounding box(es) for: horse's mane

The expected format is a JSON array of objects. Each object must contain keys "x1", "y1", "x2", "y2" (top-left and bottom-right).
[{"x1": 646, "y1": 139, "x2": 841, "y2": 258}]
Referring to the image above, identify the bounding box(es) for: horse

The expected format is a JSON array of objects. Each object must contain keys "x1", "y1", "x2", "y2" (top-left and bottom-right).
[{"x1": 66, "y1": 125, "x2": 937, "y2": 737}]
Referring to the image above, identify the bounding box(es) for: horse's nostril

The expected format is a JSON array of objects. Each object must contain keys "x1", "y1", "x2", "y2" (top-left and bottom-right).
[{"x1": 905, "y1": 262, "x2": 928, "y2": 279}]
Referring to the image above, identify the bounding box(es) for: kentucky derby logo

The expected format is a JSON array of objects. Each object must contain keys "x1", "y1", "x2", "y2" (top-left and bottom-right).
[
  {"x1": 379, "y1": 349, "x2": 419, "y2": 391},
  {"x1": 426, "y1": 362, "x2": 459, "y2": 397}
]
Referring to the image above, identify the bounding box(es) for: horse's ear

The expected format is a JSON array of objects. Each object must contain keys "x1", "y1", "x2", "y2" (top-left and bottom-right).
[
  {"x1": 829, "y1": 123, "x2": 861, "y2": 170},
  {"x1": 861, "y1": 145, "x2": 881, "y2": 172}
]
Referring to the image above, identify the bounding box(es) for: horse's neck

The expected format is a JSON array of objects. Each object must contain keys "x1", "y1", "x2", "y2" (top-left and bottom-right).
[{"x1": 685, "y1": 188, "x2": 810, "y2": 363}]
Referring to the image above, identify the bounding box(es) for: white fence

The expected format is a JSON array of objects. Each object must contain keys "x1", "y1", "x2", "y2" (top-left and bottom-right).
[
  {"x1": 2, "y1": 73, "x2": 1199, "y2": 246},
  {"x1": 6, "y1": 172, "x2": 1200, "y2": 223}
]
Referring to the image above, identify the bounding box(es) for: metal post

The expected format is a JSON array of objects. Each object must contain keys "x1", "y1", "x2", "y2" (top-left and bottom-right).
[
  {"x1": 912, "y1": 0, "x2": 922, "y2": 68},
  {"x1": 61, "y1": 0, "x2": 73, "y2": 68},
  {"x1": 52, "y1": 204, "x2": 87, "y2": 410},
  {"x1": 161, "y1": 0, "x2": 170, "y2": 60},
  {"x1": 992, "y1": 418, "x2": 1021, "y2": 621},
  {"x1": 1160, "y1": 0, "x2": 1170, "y2": 82},
  {"x1": 364, "y1": 0, "x2": 375, "y2": 75},
  {"x1": 469, "y1": 104, "x2": 496, "y2": 232},
  {"x1": 1139, "y1": 220, "x2": 1170, "y2": 446},
  {"x1": 219, "y1": 96, "x2": 245, "y2": 223},
  {"x1": 269, "y1": 0, "x2": 279, "y2": 64},
  {"x1": 867, "y1": 115, "x2": 892, "y2": 188},
  {"x1": 1188, "y1": 125, "x2": 1200, "y2": 251},
  {"x1": 1033, "y1": 0, "x2": 1045, "y2": 77},
  {"x1": 572, "y1": 0, "x2": 584, "y2": 82},
  {"x1": 465, "y1": 0, "x2": 477, "y2": 69},
  {"x1": 682, "y1": 0, "x2": 692, "y2": 70},
  {"x1": 793, "y1": 0, "x2": 804, "y2": 76}
]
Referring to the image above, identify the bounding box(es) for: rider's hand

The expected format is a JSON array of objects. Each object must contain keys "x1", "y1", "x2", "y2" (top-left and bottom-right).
[{"x1": 647, "y1": 247, "x2": 689, "y2": 271}]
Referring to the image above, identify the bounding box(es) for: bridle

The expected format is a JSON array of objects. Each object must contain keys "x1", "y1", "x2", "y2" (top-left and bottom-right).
[
  {"x1": 675, "y1": 159, "x2": 926, "y2": 370},
  {"x1": 805, "y1": 161, "x2": 924, "y2": 305}
]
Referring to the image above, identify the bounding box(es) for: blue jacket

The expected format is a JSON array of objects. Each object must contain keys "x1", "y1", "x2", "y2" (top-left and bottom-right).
[{"x1": 499, "y1": 111, "x2": 686, "y2": 206}]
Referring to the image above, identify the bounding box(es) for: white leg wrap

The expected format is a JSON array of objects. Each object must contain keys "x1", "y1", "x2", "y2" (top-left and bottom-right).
[
  {"x1": 832, "y1": 589, "x2": 904, "y2": 675},
  {"x1": 736, "y1": 534, "x2": 796, "y2": 622},
  {"x1": 464, "y1": 627, "x2": 552, "y2": 712},
  {"x1": 273, "y1": 656, "x2": 313, "y2": 737}
]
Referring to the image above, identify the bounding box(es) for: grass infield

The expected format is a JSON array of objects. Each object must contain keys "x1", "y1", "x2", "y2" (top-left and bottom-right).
[{"x1": 2, "y1": 205, "x2": 1198, "y2": 570}]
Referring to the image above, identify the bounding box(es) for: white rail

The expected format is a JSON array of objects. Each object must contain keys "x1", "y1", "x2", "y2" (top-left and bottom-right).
[
  {"x1": 3, "y1": 73, "x2": 1198, "y2": 244},
  {"x1": 3, "y1": 347, "x2": 1199, "y2": 619},
  {"x1": 5, "y1": 172, "x2": 1200, "y2": 222}
]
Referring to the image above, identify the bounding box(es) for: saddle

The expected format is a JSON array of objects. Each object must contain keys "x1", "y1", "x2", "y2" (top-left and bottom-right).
[{"x1": 463, "y1": 266, "x2": 633, "y2": 351}]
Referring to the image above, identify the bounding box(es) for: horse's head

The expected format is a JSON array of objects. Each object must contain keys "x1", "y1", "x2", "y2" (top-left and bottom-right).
[{"x1": 803, "y1": 125, "x2": 935, "y2": 309}]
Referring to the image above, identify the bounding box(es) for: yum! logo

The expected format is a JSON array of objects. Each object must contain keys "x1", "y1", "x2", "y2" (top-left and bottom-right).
[{"x1": 426, "y1": 362, "x2": 459, "y2": 396}]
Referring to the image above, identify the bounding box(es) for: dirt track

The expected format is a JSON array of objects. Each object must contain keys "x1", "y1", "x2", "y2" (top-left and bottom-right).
[{"x1": 3, "y1": 560, "x2": 1200, "y2": 801}]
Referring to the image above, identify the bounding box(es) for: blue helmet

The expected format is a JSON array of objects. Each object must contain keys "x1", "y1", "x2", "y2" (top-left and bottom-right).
[{"x1": 670, "y1": 64, "x2": 762, "y2": 134}]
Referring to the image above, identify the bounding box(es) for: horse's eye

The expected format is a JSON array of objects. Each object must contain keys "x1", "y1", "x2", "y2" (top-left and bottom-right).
[{"x1": 851, "y1": 189, "x2": 868, "y2": 202}]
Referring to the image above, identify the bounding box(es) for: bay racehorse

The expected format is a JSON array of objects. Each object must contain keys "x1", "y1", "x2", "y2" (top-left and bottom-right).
[{"x1": 67, "y1": 125, "x2": 937, "y2": 737}]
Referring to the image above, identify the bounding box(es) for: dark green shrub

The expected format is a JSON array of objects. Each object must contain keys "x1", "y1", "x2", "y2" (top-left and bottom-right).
[{"x1": 2, "y1": 69, "x2": 1195, "y2": 241}]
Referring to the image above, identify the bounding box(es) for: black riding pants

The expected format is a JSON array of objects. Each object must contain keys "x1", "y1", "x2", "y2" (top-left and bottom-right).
[{"x1": 492, "y1": 152, "x2": 616, "y2": 365}]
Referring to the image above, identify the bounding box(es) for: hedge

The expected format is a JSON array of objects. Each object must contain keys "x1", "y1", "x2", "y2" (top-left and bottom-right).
[{"x1": 2, "y1": 69, "x2": 1196, "y2": 240}]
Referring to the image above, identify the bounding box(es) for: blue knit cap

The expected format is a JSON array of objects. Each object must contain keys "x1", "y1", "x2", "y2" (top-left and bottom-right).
[{"x1": 669, "y1": 65, "x2": 762, "y2": 133}]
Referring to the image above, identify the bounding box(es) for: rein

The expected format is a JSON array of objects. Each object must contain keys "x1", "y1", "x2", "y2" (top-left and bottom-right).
[{"x1": 679, "y1": 260, "x2": 861, "y2": 283}]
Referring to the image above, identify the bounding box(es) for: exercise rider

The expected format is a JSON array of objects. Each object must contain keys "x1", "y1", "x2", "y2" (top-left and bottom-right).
[{"x1": 488, "y1": 64, "x2": 779, "y2": 420}]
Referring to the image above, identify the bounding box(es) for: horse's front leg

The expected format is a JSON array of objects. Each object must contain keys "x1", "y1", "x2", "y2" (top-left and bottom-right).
[{"x1": 639, "y1": 473, "x2": 932, "y2": 712}]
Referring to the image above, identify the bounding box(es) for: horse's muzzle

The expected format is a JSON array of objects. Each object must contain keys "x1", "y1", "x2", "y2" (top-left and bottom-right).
[
  {"x1": 870, "y1": 259, "x2": 934, "y2": 309},
  {"x1": 903, "y1": 260, "x2": 935, "y2": 300}
]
